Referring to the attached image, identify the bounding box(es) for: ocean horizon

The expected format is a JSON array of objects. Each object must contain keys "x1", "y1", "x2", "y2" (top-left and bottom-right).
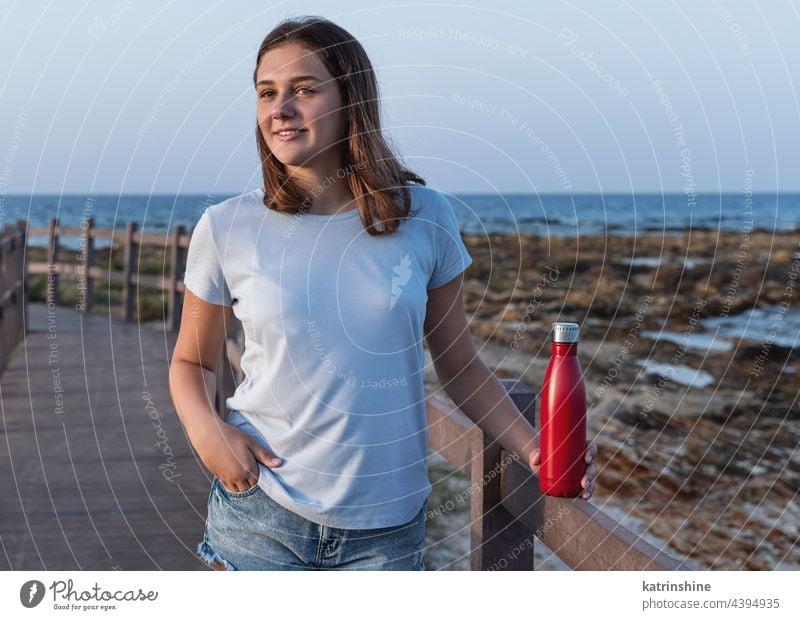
[{"x1": 3, "y1": 191, "x2": 798, "y2": 250}]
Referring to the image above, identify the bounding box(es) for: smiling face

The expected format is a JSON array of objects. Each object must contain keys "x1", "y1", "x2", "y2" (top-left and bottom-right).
[{"x1": 255, "y1": 42, "x2": 347, "y2": 172}]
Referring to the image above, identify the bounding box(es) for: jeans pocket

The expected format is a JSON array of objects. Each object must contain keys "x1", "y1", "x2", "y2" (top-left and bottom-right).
[{"x1": 214, "y1": 464, "x2": 262, "y2": 499}]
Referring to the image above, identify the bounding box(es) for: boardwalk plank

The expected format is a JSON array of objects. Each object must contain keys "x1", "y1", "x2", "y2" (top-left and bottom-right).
[{"x1": 0, "y1": 304, "x2": 215, "y2": 570}]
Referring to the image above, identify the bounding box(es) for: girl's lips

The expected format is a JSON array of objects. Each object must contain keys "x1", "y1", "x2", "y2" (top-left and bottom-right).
[{"x1": 274, "y1": 129, "x2": 307, "y2": 142}]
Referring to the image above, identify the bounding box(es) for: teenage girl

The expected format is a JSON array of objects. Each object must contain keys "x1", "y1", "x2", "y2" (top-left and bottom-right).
[{"x1": 169, "y1": 15, "x2": 597, "y2": 571}]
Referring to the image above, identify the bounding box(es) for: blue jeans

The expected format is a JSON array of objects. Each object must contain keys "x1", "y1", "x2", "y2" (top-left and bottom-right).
[{"x1": 197, "y1": 477, "x2": 428, "y2": 570}]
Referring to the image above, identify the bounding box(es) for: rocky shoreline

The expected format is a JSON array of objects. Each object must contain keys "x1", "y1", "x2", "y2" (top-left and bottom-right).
[{"x1": 423, "y1": 229, "x2": 799, "y2": 570}]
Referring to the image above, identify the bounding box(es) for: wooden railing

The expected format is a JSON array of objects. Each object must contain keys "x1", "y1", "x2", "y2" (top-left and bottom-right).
[
  {"x1": 216, "y1": 320, "x2": 685, "y2": 571},
  {"x1": 26, "y1": 217, "x2": 192, "y2": 331},
  {"x1": 0, "y1": 220, "x2": 28, "y2": 374}
]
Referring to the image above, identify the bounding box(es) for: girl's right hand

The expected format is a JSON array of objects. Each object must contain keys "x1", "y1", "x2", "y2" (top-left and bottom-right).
[{"x1": 195, "y1": 420, "x2": 283, "y2": 493}]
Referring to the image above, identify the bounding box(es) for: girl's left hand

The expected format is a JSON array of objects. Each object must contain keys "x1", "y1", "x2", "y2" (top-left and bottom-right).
[
  {"x1": 528, "y1": 439, "x2": 598, "y2": 500},
  {"x1": 580, "y1": 440, "x2": 598, "y2": 499}
]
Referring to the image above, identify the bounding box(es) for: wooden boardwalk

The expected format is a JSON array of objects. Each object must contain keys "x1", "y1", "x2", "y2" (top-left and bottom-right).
[{"x1": 0, "y1": 303, "x2": 213, "y2": 570}]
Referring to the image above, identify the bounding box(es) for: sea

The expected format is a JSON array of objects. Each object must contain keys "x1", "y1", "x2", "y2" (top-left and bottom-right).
[
  {"x1": 5, "y1": 191, "x2": 799, "y2": 352},
  {"x1": 3, "y1": 191, "x2": 799, "y2": 250}
]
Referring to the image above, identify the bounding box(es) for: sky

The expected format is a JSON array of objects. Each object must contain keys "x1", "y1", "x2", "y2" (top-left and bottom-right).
[{"x1": 1, "y1": 0, "x2": 798, "y2": 194}]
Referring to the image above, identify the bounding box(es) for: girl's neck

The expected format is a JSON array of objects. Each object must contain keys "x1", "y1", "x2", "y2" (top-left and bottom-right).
[{"x1": 291, "y1": 165, "x2": 355, "y2": 215}]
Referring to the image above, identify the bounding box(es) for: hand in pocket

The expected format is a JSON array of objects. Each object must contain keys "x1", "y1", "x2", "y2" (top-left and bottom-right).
[{"x1": 196, "y1": 420, "x2": 283, "y2": 493}]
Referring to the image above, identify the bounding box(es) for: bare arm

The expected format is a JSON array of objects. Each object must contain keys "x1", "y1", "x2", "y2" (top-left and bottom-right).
[
  {"x1": 423, "y1": 272, "x2": 539, "y2": 464},
  {"x1": 168, "y1": 289, "x2": 231, "y2": 446},
  {"x1": 169, "y1": 288, "x2": 282, "y2": 492},
  {"x1": 423, "y1": 273, "x2": 597, "y2": 498}
]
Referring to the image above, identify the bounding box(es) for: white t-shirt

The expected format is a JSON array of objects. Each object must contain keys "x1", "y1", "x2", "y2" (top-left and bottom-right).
[{"x1": 182, "y1": 184, "x2": 473, "y2": 528}]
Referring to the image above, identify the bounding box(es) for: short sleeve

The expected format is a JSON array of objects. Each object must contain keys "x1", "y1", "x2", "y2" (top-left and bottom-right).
[
  {"x1": 428, "y1": 191, "x2": 474, "y2": 289},
  {"x1": 183, "y1": 208, "x2": 233, "y2": 306}
]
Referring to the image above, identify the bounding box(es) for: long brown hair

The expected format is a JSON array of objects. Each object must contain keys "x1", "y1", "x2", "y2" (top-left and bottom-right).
[{"x1": 253, "y1": 15, "x2": 426, "y2": 235}]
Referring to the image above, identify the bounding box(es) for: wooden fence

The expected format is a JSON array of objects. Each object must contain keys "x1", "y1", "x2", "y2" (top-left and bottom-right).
[
  {"x1": 26, "y1": 217, "x2": 191, "y2": 331},
  {"x1": 0, "y1": 220, "x2": 27, "y2": 372}
]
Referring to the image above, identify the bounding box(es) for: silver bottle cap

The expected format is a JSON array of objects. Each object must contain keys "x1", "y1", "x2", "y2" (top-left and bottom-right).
[{"x1": 551, "y1": 322, "x2": 580, "y2": 343}]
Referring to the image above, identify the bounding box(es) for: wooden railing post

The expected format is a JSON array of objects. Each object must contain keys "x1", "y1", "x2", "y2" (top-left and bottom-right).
[
  {"x1": 470, "y1": 379, "x2": 537, "y2": 570},
  {"x1": 0, "y1": 221, "x2": 27, "y2": 373},
  {"x1": 79, "y1": 217, "x2": 94, "y2": 314},
  {"x1": 167, "y1": 224, "x2": 183, "y2": 332},
  {"x1": 0, "y1": 224, "x2": 8, "y2": 363},
  {"x1": 6, "y1": 224, "x2": 18, "y2": 353},
  {"x1": 46, "y1": 217, "x2": 59, "y2": 306},
  {"x1": 18, "y1": 220, "x2": 27, "y2": 336},
  {"x1": 122, "y1": 221, "x2": 137, "y2": 322}
]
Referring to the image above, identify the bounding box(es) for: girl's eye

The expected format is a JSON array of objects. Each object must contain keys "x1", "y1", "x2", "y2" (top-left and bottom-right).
[{"x1": 259, "y1": 87, "x2": 313, "y2": 98}]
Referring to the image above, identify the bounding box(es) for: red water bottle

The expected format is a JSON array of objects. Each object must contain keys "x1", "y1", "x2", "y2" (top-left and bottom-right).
[{"x1": 539, "y1": 322, "x2": 587, "y2": 497}]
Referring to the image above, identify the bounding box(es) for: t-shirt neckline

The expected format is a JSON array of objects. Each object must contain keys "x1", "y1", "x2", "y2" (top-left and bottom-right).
[{"x1": 257, "y1": 188, "x2": 361, "y2": 223}]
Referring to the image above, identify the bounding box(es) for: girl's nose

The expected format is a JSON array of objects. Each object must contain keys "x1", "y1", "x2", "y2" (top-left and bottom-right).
[{"x1": 270, "y1": 93, "x2": 297, "y2": 118}]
